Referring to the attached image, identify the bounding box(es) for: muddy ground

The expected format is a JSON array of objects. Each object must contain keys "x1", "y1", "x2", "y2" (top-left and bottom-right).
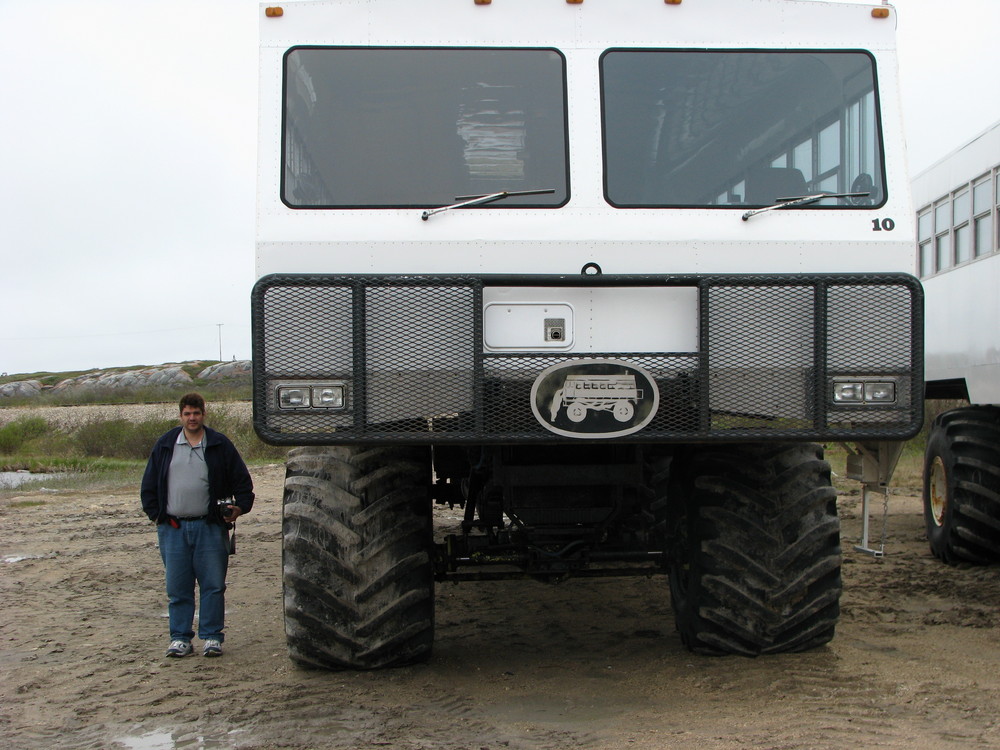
[{"x1": 3, "y1": 462, "x2": 1000, "y2": 750}]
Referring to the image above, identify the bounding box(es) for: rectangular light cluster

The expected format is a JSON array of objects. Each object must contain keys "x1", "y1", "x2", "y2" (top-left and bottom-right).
[
  {"x1": 832, "y1": 378, "x2": 897, "y2": 404},
  {"x1": 276, "y1": 382, "x2": 348, "y2": 410}
]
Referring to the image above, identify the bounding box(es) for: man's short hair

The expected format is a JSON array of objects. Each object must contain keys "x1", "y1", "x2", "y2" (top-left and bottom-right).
[{"x1": 179, "y1": 392, "x2": 206, "y2": 413}]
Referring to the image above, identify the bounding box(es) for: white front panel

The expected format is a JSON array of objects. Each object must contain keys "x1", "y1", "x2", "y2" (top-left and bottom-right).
[
  {"x1": 484, "y1": 302, "x2": 575, "y2": 351},
  {"x1": 483, "y1": 287, "x2": 699, "y2": 354},
  {"x1": 257, "y1": 0, "x2": 915, "y2": 279}
]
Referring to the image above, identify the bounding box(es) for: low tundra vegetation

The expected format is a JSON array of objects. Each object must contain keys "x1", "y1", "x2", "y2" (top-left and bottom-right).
[{"x1": 0, "y1": 401, "x2": 286, "y2": 496}]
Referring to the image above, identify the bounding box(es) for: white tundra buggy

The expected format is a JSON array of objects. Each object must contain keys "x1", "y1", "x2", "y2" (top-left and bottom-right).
[{"x1": 252, "y1": 0, "x2": 921, "y2": 669}]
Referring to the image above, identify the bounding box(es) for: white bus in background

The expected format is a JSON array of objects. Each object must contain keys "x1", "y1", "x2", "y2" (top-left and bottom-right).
[
  {"x1": 917, "y1": 121, "x2": 1000, "y2": 564},
  {"x1": 252, "y1": 0, "x2": 922, "y2": 669}
]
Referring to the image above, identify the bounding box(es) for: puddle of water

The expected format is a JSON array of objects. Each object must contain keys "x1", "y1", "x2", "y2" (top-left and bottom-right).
[
  {"x1": 2, "y1": 553, "x2": 56, "y2": 564},
  {"x1": 0, "y1": 471, "x2": 58, "y2": 489},
  {"x1": 490, "y1": 689, "x2": 650, "y2": 728},
  {"x1": 116, "y1": 731, "x2": 174, "y2": 750},
  {"x1": 114, "y1": 728, "x2": 241, "y2": 749}
]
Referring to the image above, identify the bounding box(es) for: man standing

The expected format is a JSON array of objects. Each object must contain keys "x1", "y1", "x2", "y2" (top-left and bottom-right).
[{"x1": 141, "y1": 393, "x2": 254, "y2": 658}]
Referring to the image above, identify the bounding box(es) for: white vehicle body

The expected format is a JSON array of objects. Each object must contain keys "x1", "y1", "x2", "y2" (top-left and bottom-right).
[
  {"x1": 916, "y1": 120, "x2": 1000, "y2": 405},
  {"x1": 254, "y1": 0, "x2": 922, "y2": 668}
]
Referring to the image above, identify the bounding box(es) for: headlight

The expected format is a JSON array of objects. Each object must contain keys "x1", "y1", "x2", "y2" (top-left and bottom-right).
[
  {"x1": 832, "y1": 382, "x2": 864, "y2": 403},
  {"x1": 276, "y1": 382, "x2": 349, "y2": 410},
  {"x1": 864, "y1": 382, "x2": 896, "y2": 403},
  {"x1": 277, "y1": 387, "x2": 310, "y2": 409},
  {"x1": 312, "y1": 385, "x2": 345, "y2": 408},
  {"x1": 831, "y1": 378, "x2": 897, "y2": 405}
]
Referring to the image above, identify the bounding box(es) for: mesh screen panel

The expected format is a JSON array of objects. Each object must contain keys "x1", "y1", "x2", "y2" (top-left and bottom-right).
[
  {"x1": 827, "y1": 284, "x2": 913, "y2": 370},
  {"x1": 706, "y1": 285, "x2": 814, "y2": 429},
  {"x1": 253, "y1": 274, "x2": 922, "y2": 444},
  {"x1": 261, "y1": 285, "x2": 353, "y2": 374},
  {"x1": 364, "y1": 285, "x2": 477, "y2": 427}
]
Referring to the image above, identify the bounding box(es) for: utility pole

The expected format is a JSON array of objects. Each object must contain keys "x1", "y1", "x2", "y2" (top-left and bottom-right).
[{"x1": 217, "y1": 323, "x2": 223, "y2": 361}]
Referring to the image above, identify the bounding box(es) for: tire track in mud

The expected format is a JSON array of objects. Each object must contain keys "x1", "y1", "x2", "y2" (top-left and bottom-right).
[
  {"x1": 728, "y1": 665, "x2": 915, "y2": 748},
  {"x1": 662, "y1": 652, "x2": 1000, "y2": 749}
]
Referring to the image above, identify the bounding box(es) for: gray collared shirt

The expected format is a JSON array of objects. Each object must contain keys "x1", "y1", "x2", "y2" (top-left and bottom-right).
[{"x1": 165, "y1": 430, "x2": 210, "y2": 517}]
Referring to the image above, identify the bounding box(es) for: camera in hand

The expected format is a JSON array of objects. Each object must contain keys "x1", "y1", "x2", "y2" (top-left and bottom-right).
[{"x1": 217, "y1": 499, "x2": 237, "y2": 554}]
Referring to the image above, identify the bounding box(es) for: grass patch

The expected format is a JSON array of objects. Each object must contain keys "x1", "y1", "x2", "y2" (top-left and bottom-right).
[
  {"x1": 825, "y1": 438, "x2": 925, "y2": 496},
  {"x1": 74, "y1": 417, "x2": 177, "y2": 459},
  {"x1": 0, "y1": 456, "x2": 140, "y2": 473},
  {"x1": 0, "y1": 417, "x2": 49, "y2": 454},
  {"x1": 892, "y1": 441, "x2": 925, "y2": 491},
  {"x1": 0, "y1": 405, "x2": 286, "y2": 497}
]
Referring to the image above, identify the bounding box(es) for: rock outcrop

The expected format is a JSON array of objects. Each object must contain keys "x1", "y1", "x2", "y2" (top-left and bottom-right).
[
  {"x1": 0, "y1": 361, "x2": 252, "y2": 400},
  {"x1": 50, "y1": 366, "x2": 194, "y2": 395},
  {"x1": 198, "y1": 361, "x2": 252, "y2": 381},
  {"x1": 0, "y1": 380, "x2": 43, "y2": 399}
]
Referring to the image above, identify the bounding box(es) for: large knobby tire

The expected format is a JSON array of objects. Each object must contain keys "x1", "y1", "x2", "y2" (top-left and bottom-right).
[
  {"x1": 669, "y1": 443, "x2": 841, "y2": 656},
  {"x1": 282, "y1": 445, "x2": 434, "y2": 670},
  {"x1": 923, "y1": 407, "x2": 1000, "y2": 564}
]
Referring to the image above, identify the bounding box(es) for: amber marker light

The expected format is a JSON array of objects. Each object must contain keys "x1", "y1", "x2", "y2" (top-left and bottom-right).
[
  {"x1": 665, "y1": 0, "x2": 682, "y2": 5},
  {"x1": 474, "y1": 0, "x2": 492, "y2": 5},
  {"x1": 265, "y1": 6, "x2": 283, "y2": 17},
  {"x1": 871, "y1": 7, "x2": 890, "y2": 18},
  {"x1": 567, "y1": 0, "x2": 584, "y2": 4}
]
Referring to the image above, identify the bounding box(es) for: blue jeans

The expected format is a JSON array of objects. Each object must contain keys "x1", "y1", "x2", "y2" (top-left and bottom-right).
[{"x1": 157, "y1": 519, "x2": 229, "y2": 643}]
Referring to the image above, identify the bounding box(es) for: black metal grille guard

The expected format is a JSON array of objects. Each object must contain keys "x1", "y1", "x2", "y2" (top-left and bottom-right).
[{"x1": 252, "y1": 273, "x2": 923, "y2": 445}]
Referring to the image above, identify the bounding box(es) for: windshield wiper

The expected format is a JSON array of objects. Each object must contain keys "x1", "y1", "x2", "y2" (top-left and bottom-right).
[
  {"x1": 741, "y1": 192, "x2": 870, "y2": 221},
  {"x1": 421, "y1": 188, "x2": 556, "y2": 221}
]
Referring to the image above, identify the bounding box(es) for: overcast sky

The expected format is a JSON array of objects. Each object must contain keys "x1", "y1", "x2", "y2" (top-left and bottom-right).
[{"x1": 2, "y1": 0, "x2": 998, "y2": 377}]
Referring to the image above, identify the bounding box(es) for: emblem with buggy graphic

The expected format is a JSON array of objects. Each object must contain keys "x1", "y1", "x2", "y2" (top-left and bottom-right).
[{"x1": 530, "y1": 360, "x2": 659, "y2": 438}]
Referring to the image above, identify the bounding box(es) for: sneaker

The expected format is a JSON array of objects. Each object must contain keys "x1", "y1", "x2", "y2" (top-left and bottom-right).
[
  {"x1": 165, "y1": 640, "x2": 193, "y2": 658},
  {"x1": 202, "y1": 639, "x2": 223, "y2": 657}
]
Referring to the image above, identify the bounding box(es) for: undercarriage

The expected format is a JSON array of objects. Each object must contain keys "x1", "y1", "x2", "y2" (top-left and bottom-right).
[
  {"x1": 279, "y1": 440, "x2": 844, "y2": 668},
  {"x1": 431, "y1": 445, "x2": 665, "y2": 582}
]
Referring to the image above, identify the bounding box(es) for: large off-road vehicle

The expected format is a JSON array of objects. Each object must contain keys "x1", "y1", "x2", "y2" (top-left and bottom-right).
[
  {"x1": 916, "y1": 121, "x2": 1000, "y2": 564},
  {"x1": 251, "y1": 0, "x2": 922, "y2": 669}
]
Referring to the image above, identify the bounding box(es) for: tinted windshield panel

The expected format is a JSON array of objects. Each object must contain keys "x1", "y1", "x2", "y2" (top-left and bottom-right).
[
  {"x1": 283, "y1": 48, "x2": 568, "y2": 208},
  {"x1": 601, "y1": 50, "x2": 885, "y2": 208}
]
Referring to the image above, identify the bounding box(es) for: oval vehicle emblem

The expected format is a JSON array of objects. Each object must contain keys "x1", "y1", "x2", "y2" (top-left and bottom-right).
[{"x1": 529, "y1": 359, "x2": 660, "y2": 439}]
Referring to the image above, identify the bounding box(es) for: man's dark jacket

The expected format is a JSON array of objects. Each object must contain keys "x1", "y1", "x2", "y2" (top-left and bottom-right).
[{"x1": 140, "y1": 426, "x2": 255, "y2": 524}]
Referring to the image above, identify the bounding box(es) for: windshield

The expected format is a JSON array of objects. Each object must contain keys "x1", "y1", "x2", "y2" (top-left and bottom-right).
[
  {"x1": 600, "y1": 50, "x2": 885, "y2": 209},
  {"x1": 282, "y1": 47, "x2": 569, "y2": 209}
]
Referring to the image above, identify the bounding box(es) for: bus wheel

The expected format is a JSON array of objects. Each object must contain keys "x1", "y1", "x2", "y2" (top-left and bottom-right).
[{"x1": 923, "y1": 407, "x2": 1000, "y2": 564}]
